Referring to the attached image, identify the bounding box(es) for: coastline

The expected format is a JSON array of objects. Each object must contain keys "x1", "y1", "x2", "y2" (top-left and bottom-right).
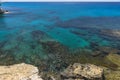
[
  {"x1": 0, "y1": 8, "x2": 9, "y2": 14},
  {"x1": 0, "y1": 2, "x2": 120, "y2": 80},
  {"x1": 0, "y1": 53, "x2": 120, "y2": 80}
]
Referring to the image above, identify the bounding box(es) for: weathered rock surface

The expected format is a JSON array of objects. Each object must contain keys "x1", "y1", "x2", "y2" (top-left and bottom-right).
[
  {"x1": 61, "y1": 63, "x2": 104, "y2": 80},
  {"x1": 0, "y1": 63, "x2": 43, "y2": 80},
  {"x1": 104, "y1": 53, "x2": 120, "y2": 80},
  {"x1": 106, "y1": 53, "x2": 120, "y2": 67}
]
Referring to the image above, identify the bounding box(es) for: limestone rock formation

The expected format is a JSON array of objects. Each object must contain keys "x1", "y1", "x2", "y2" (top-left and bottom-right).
[
  {"x1": 61, "y1": 63, "x2": 104, "y2": 80},
  {"x1": 0, "y1": 63, "x2": 43, "y2": 80}
]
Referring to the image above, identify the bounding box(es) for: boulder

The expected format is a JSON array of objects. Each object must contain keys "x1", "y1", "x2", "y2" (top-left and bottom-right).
[
  {"x1": 0, "y1": 63, "x2": 43, "y2": 80},
  {"x1": 61, "y1": 63, "x2": 104, "y2": 80}
]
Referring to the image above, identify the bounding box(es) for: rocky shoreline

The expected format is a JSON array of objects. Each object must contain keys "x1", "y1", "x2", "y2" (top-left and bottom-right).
[
  {"x1": 0, "y1": 40, "x2": 120, "y2": 80},
  {"x1": 0, "y1": 8, "x2": 9, "y2": 14},
  {"x1": 0, "y1": 8, "x2": 5, "y2": 14},
  {"x1": 0, "y1": 52, "x2": 120, "y2": 80},
  {"x1": 0, "y1": 63, "x2": 104, "y2": 80}
]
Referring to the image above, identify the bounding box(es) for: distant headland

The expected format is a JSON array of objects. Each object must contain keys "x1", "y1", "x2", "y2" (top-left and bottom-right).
[{"x1": 0, "y1": 8, "x2": 9, "y2": 14}]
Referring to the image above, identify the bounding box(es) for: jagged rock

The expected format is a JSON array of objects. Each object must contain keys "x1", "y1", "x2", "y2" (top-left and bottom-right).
[
  {"x1": 0, "y1": 63, "x2": 43, "y2": 80},
  {"x1": 61, "y1": 63, "x2": 104, "y2": 80}
]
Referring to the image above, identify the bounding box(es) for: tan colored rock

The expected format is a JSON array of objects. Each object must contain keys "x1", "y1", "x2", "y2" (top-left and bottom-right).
[
  {"x1": 0, "y1": 63, "x2": 43, "y2": 80},
  {"x1": 61, "y1": 63, "x2": 104, "y2": 80}
]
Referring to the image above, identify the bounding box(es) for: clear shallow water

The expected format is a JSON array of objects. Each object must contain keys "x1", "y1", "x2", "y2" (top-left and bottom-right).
[{"x1": 0, "y1": 2, "x2": 120, "y2": 72}]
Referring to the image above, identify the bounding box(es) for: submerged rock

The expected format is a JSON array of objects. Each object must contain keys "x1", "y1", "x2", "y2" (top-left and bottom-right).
[
  {"x1": 106, "y1": 53, "x2": 120, "y2": 67},
  {"x1": 61, "y1": 63, "x2": 104, "y2": 80},
  {"x1": 40, "y1": 41, "x2": 68, "y2": 54},
  {"x1": 91, "y1": 47, "x2": 120, "y2": 57},
  {"x1": 104, "y1": 53, "x2": 120, "y2": 80},
  {"x1": 100, "y1": 29, "x2": 120, "y2": 40},
  {"x1": 31, "y1": 30, "x2": 45, "y2": 40},
  {"x1": 0, "y1": 63, "x2": 43, "y2": 80}
]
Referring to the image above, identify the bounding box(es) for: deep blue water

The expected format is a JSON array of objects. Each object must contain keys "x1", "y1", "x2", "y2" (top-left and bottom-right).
[{"x1": 0, "y1": 2, "x2": 120, "y2": 70}]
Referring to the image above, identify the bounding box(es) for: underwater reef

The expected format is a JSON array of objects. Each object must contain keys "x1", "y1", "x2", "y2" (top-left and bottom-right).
[
  {"x1": 0, "y1": 39, "x2": 120, "y2": 80},
  {"x1": 1, "y1": 15, "x2": 120, "y2": 79}
]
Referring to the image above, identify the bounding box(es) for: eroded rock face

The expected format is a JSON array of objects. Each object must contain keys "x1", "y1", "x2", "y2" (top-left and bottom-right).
[
  {"x1": 61, "y1": 63, "x2": 104, "y2": 80},
  {"x1": 0, "y1": 63, "x2": 43, "y2": 80}
]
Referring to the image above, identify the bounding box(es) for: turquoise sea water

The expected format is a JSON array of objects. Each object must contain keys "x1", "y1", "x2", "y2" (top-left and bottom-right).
[{"x1": 0, "y1": 2, "x2": 120, "y2": 72}]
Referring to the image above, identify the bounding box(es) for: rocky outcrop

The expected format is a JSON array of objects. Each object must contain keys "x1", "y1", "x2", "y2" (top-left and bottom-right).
[
  {"x1": 61, "y1": 63, "x2": 104, "y2": 80},
  {"x1": 0, "y1": 63, "x2": 43, "y2": 80},
  {"x1": 0, "y1": 8, "x2": 9, "y2": 14},
  {"x1": 0, "y1": 8, "x2": 5, "y2": 14}
]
